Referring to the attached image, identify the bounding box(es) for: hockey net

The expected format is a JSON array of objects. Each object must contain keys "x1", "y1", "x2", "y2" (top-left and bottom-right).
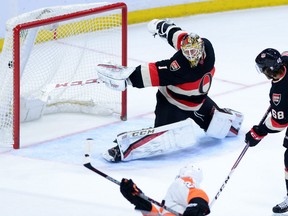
[{"x1": 0, "y1": 2, "x2": 127, "y2": 149}]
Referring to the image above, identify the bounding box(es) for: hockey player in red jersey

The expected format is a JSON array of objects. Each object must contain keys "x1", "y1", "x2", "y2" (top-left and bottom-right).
[
  {"x1": 120, "y1": 164, "x2": 210, "y2": 216},
  {"x1": 245, "y1": 48, "x2": 288, "y2": 213},
  {"x1": 96, "y1": 19, "x2": 243, "y2": 162}
]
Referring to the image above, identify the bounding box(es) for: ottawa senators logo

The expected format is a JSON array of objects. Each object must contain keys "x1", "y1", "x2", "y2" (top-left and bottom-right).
[
  {"x1": 170, "y1": 60, "x2": 181, "y2": 71},
  {"x1": 272, "y1": 93, "x2": 281, "y2": 106}
]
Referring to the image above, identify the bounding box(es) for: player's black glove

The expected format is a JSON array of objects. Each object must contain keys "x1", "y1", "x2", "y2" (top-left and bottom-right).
[
  {"x1": 183, "y1": 198, "x2": 210, "y2": 216},
  {"x1": 245, "y1": 125, "x2": 268, "y2": 147},
  {"x1": 120, "y1": 178, "x2": 152, "y2": 211}
]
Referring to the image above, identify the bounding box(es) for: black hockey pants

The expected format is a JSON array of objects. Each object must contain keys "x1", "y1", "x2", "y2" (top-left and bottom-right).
[{"x1": 154, "y1": 91, "x2": 219, "y2": 130}]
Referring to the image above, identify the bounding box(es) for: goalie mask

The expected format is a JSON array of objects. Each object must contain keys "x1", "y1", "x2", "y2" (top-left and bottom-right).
[
  {"x1": 255, "y1": 48, "x2": 284, "y2": 79},
  {"x1": 177, "y1": 163, "x2": 203, "y2": 187},
  {"x1": 181, "y1": 33, "x2": 204, "y2": 67}
]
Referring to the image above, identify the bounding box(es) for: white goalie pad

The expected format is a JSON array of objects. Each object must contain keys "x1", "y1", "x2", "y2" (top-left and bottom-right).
[
  {"x1": 225, "y1": 108, "x2": 244, "y2": 137},
  {"x1": 206, "y1": 108, "x2": 244, "y2": 139},
  {"x1": 116, "y1": 118, "x2": 196, "y2": 161},
  {"x1": 20, "y1": 96, "x2": 46, "y2": 122},
  {"x1": 95, "y1": 63, "x2": 135, "y2": 91}
]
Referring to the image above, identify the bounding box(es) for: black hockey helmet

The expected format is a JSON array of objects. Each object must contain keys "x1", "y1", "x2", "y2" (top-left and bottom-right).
[{"x1": 255, "y1": 48, "x2": 283, "y2": 75}]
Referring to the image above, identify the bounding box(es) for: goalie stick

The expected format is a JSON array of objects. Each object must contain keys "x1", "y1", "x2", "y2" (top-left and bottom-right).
[
  {"x1": 83, "y1": 138, "x2": 182, "y2": 216},
  {"x1": 209, "y1": 105, "x2": 271, "y2": 207}
]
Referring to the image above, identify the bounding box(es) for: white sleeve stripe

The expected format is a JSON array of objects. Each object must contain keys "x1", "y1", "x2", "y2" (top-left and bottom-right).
[{"x1": 140, "y1": 64, "x2": 153, "y2": 87}]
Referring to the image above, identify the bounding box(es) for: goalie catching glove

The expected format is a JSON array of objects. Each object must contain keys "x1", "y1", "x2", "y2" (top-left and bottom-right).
[{"x1": 95, "y1": 63, "x2": 135, "y2": 91}]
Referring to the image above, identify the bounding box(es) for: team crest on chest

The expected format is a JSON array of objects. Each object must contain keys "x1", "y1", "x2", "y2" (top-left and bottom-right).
[
  {"x1": 170, "y1": 60, "x2": 181, "y2": 71},
  {"x1": 272, "y1": 93, "x2": 281, "y2": 106}
]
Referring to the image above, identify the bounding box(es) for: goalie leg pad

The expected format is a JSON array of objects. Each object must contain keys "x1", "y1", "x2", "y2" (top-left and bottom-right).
[
  {"x1": 225, "y1": 108, "x2": 244, "y2": 137},
  {"x1": 116, "y1": 118, "x2": 196, "y2": 161},
  {"x1": 205, "y1": 109, "x2": 235, "y2": 139}
]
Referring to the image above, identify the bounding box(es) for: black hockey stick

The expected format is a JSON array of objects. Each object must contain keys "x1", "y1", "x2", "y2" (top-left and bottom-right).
[
  {"x1": 209, "y1": 105, "x2": 271, "y2": 207},
  {"x1": 83, "y1": 139, "x2": 182, "y2": 216}
]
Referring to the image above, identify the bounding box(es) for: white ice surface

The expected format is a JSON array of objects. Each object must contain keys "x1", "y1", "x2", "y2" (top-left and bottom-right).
[{"x1": 1, "y1": 5, "x2": 288, "y2": 216}]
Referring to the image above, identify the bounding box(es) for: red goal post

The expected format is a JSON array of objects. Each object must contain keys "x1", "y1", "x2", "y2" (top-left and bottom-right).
[{"x1": 0, "y1": 2, "x2": 127, "y2": 149}]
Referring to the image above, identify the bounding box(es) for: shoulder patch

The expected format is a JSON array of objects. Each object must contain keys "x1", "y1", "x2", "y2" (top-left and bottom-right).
[
  {"x1": 170, "y1": 60, "x2": 181, "y2": 71},
  {"x1": 272, "y1": 93, "x2": 281, "y2": 106}
]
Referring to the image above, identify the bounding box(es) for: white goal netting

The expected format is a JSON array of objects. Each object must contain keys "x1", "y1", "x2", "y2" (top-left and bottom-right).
[{"x1": 0, "y1": 2, "x2": 127, "y2": 148}]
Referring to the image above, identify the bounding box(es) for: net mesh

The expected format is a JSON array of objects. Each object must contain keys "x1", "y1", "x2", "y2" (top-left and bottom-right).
[{"x1": 0, "y1": 2, "x2": 126, "y2": 147}]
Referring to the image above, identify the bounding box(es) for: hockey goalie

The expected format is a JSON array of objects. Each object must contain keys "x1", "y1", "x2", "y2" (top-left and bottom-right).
[{"x1": 95, "y1": 18, "x2": 244, "y2": 162}]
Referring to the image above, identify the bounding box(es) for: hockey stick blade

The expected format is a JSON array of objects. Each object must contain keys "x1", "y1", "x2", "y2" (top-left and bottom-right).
[
  {"x1": 84, "y1": 161, "x2": 121, "y2": 185},
  {"x1": 83, "y1": 153, "x2": 182, "y2": 215}
]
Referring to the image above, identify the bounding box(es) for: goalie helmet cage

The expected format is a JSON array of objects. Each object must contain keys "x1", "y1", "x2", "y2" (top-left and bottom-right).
[{"x1": 0, "y1": 2, "x2": 127, "y2": 149}]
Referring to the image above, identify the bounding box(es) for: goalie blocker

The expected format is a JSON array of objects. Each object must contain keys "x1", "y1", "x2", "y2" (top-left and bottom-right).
[{"x1": 103, "y1": 108, "x2": 243, "y2": 162}]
